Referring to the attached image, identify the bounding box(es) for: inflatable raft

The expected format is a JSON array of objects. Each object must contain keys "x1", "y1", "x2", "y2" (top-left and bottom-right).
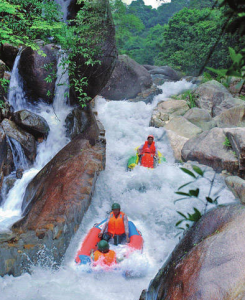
[
  {"x1": 127, "y1": 147, "x2": 166, "y2": 171},
  {"x1": 75, "y1": 219, "x2": 143, "y2": 266}
]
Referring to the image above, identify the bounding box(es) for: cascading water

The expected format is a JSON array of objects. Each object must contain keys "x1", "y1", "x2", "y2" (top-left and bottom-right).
[
  {"x1": 0, "y1": 52, "x2": 72, "y2": 232},
  {"x1": 54, "y1": 0, "x2": 73, "y2": 21},
  {"x1": 0, "y1": 80, "x2": 236, "y2": 300},
  {"x1": 6, "y1": 136, "x2": 29, "y2": 171}
]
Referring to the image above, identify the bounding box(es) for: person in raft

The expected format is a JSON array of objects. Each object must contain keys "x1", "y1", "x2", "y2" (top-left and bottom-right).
[
  {"x1": 98, "y1": 203, "x2": 130, "y2": 245},
  {"x1": 137, "y1": 135, "x2": 158, "y2": 158},
  {"x1": 92, "y1": 240, "x2": 116, "y2": 266}
]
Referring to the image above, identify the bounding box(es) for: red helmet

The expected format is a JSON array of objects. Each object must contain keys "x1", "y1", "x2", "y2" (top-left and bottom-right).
[{"x1": 147, "y1": 135, "x2": 154, "y2": 140}]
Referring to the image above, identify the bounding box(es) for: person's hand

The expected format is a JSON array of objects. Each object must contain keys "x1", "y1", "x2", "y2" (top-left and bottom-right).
[
  {"x1": 98, "y1": 232, "x2": 103, "y2": 238},
  {"x1": 126, "y1": 235, "x2": 130, "y2": 243}
]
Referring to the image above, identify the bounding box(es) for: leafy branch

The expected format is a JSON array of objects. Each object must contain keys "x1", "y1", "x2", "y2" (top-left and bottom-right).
[{"x1": 175, "y1": 165, "x2": 220, "y2": 232}]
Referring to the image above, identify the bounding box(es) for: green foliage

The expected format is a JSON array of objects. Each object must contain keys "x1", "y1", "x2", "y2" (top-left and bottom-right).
[
  {"x1": 0, "y1": 78, "x2": 10, "y2": 94},
  {"x1": 175, "y1": 165, "x2": 220, "y2": 231},
  {"x1": 223, "y1": 136, "x2": 232, "y2": 148}
]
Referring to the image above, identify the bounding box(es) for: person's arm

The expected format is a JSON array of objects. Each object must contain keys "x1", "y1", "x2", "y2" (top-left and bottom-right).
[
  {"x1": 154, "y1": 144, "x2": 159, "y2": 158},
  {"x1": 124, "y1": 215, "x2": 130, "y2": 242},
  {"x1": 98, "y1": 219, "x2": 109, "y2": 238}
]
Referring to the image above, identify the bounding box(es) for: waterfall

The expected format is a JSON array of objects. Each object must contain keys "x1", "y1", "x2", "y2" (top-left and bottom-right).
[
  {"x1": 0, "y1": 51, "x2": 72, "y2": 232},
  {"x1": 54, "y1": 0, "x2": 73, "y2": 21},
  {"x1": 8, "y1": 52, "x2": 28, "y2": 111},
  {"x1": 0, "y1": 80, "x2": 236, "y2": 300},
  {"x1": 6, "y1": 136, "x2": 29, "y2": 171}
]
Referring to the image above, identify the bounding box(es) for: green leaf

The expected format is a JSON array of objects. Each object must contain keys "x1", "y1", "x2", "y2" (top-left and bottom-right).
[
  {"x1": 206, "y1": 197, "x2": 213, "y2": 203},
  {"x1": 192, "y1": 165, "x2": 204, "y2": 176},
  {"x1": 189, "y1": 188, "x2": 199, "y2": 197},
  {"x1": 178, "y1": 181, "x2": 195, "y2": 190},
  {"x1": 175, "y1": 191, "x2": 190, "y2": 197},
  {"x1": 175, "y1": 220, "x2": 184, "y2": 226},
  {"x1": 180, "y1": 168, "x2": 196, "y2": 178},
  {"x1": 177, "y1": 211, "x2": 187, "y2": 219}
]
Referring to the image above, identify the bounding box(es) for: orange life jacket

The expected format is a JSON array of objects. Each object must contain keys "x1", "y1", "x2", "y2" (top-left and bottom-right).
[
  {"x1": 94, "y1": 250, "x2": 116, "y2": 266},
  {"x1": 108, "y1": 211, "x2": 125, "y2": 236},
  {"x1": 142, "y1": 141, "x2": 156, "y2": 154},
  {"x1": 141, "y1": 153, "x2": 154, "y2": 168}
]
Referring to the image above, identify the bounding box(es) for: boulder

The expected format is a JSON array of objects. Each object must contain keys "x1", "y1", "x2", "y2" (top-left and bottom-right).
[
  {"x1": 1, "y1": 119, "x2": 36, "y2": 162},
  {"x1": 128, "y1": 85, "x2": 162, "y2": 104},
  {"x1": 228, "y1": 77, "x2": 243, "y2": 95},
  {"x1": 214, "y1": 104, "x2": 245, "y2": 128},
  {"x1": 166, "y1": 130, "x2": 188, "y2": 161},
  {"x1": 165, "y1": 117, "x2": 203, "y2": 139},
  {"x1": 148, "y1": 66, "x2": 180, "y2": 81},
  {"x1": 0, "y1": 44, "x2": 18, "y2": 69},
  {"x1": 184, "y1": 107, "x2": 216, "y2": 131},
  {"x1": 193, "y1": 80, "x2": 244, "y2": 117},
  {"x1": 224, "y1": 128, "x2": 245, "y2": 176},
  {"x1": 100, "y1": 55, "x2": 152, "y2": 100},
  {"x1": 143, "y1": 204, "x2": 245, "y2": 300},
  {"x1": 0, "y1": 126, "x2": 7, "y2": 193},
  {"x1": 182, "y1": 128, "x2": 239, "y2": 173},
  {"x1": 18, "y1": 44, "x2": 59, "y2": 104},
  {"x1": 70, "y1": 0, "x2": 118, "y2": 104},
  {"x1": 0, "y1": 60, "x2": 6, "y2": 79},
  {"x1": 150, "y1": 100, "x2": 189, "y2": 127},
  {"x1": 225, "y1": 176, "x2": 245, "y2": 203},
  {"x1": 14, "y1": 110, "x2": 50, "y2": 139}
]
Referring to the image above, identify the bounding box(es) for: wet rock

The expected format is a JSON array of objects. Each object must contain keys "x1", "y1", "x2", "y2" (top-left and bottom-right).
[
  {"x1": 65, "y1": 107, "x2": 89, "y2": 139},
  {"x1": 18, "y1": 44, "x2": 59, "y2": 104},
  {"x1": 144, "y1": 204, "x2": 245, "y2": 300},
  {"x1": 228, "y1": 77, "x2": 243, "y2": 95},
  {"x1": 184, "y1": 107, "x2": 216, "y2": 131},
  {"x1": 1, "y1": 119, "x2": 36, "y2": 162},
  {"x1": 70, "y1": 0, "x2": 117, "y2": 104},
  {"x1": 16, "y1": 168, "x2": 23, "y2": 179},
  {"x1": 224, "y1": 128, "x2": 245, "y2": 176},
  {"x1": 1, "y1": 175, "x2": 17, "y2": 203},
  {"x1": 165, "y1": 116, "x2": 203, "y2": 139},
  {"x1": 166, "y1": 130, "x2": 188, "y2": 161},
  {"x1": 0, "y1": 60, "x2": 6, "y2": 79},
  {"x1": 225, "y1": 176, "x2": 245, "y2": 203},
  {"x1": 182, "y1": 127, "x2": 239, "y2": 173},
  {"x1": 148, "y1": 66, "x2": 180, "y2": 81},
  {"x1": 14, "y1": 110, "x2": 50, "y2": 139},
  {"x1": 0, "y1": 126, "x2": 7, "y2": 193},
  {"x1": 193, "y1": 80, "x2": 244, "y2": 117},
  {"x1": 129, "y1": 85, "x2": 162, "y2": 104},
  {"x1": 214, "y1": 104, "x2": 245, "y2": 128},
  {"x1": 100, "y1": 55, "x2": 152, "y2": 100},
  {"x1": 150, "y1": 100, "x2": 189, "y2": 127},
  {"x1": 0, "y1": 44, "x2": 18, "y2": 69}
]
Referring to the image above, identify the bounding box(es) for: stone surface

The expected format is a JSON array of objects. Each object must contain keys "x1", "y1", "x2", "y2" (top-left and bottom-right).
[
  {"x1": 193, "y1": 80, "x2": 244, "y2": 117},
  {"x1": 19, "y1": 44, "x2": 59, "y2": 104},
  {"x1": 1, "y1": 119, "x2": 36, "y2": 162},
  {"x1": 70, "y1": 0, "x2": 117, "y2": 104},
  {"x1": 214, "y1": 104, "x2": 245, "y2": 128},
  {"x1": 181, "y1": 128, "x2": 239, "y2": 173},
  {"x1": 0, "y1": 126, "x2": 7, "y2": 195},
  {"x1": 0, "y1": 44, "x2": 18, "y2": 69},
  {"x1": 166, "y1": 130, "x2": 188, "y2": 161},
  {"x1": 184, "y1": 107, "x2": 215, "y2": 131},
  {"x1": 224, "y1": 128, "x2": 245, "y2": 176},
  {"x1": 0, "y1": 60, "x2": 6, "y2": 79},
  {"x1": 100, "y1": 55, "x2": 152, "y2": 100},
  {"x1": 129, "y1": 85, "x2": 162, "y2": 104},
  {"x1": 150, "y1": 100, "x2": 189, "y2": 127},
  {"x1": 143, "y1": 65, "x2": 180, "y2": 81},
  {"x1": 165, "y1": 116, "x2": 203, "y2": 139},
  {"x1": 143, "y1": 204, "x2": 245, "y2": 300},
  {"x1": 14, "y1": 110, "x2": 50, "y2": 138},
  {"x1": 225, "y1": 176, "x2": 245, "y2": 203}
]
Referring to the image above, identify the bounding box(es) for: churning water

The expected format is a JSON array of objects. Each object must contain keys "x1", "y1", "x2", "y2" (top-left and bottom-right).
[
  {"x1": 0, "y1": 53, "x2": 72, "y2": 232},
  {"x1": 0, "y1": 80, "x2": 236, "y2": 300}
]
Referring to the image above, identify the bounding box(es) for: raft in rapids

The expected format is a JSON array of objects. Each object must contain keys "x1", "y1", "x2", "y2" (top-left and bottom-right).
[{"x1": 75, "y1": 219, "x2": 143, "y2": 266}]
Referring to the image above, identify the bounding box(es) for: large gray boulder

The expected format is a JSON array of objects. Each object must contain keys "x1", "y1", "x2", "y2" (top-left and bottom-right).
[
  {"x1": 184, "y1": 107, "x2": 216, "y2": 131},
  {"x1": 142, "y1": 204, "x2": 245, "y2": 300},
  {"x1": 165, "y1": 116, "x2": 203, "y2": 139},
  {"x1": 1, "y1": 119, "x2": 36, "y2": 162},
  {"x1": 0, "y1": 44, "x2": 18, "y2": 69},
  {"x1": 166, "y1": 130, "x2": 188, "y2": 161},
  {"x1": 150, "y1": 100, "x2": 189, "y2": 127},
  {"x1": 100, "y1": 55, "x2": 152, "y2": 100},
  {"x1": 225, "y1": 176, "x2": 245, "y2": 203},
  {"x1": 143, "y1": 65, "x2": 180, "y2": 81},
  {"x1": 214, "y1": 104, "x2": 245, "y2": 128},
  {"x1": 14, "y1": 110, "x2": 50, "y2": 139},
  {"x1": 19, "y1": 44, "x2": 59, "y2": 104},
  {"x1": 181, "y1": 127, "x2": 239, "y2": 173},
  {"x1": 193, "y1": 80, "x2": 244, "y2": 117}
]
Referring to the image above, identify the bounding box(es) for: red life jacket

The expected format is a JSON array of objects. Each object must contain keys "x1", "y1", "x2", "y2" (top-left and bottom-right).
[
  {"x1": 141, "y1": 153, "x2": 154, "y2": 168},
  {"x1": 142, "y1": 141, "x2": 156, "y2": 154},
  {"x1": 108, "y1": 211, "x2": 125, "y2": 236},
  {"x1": 94, "y1": 250, "x2": 116, "y2": 266}
]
